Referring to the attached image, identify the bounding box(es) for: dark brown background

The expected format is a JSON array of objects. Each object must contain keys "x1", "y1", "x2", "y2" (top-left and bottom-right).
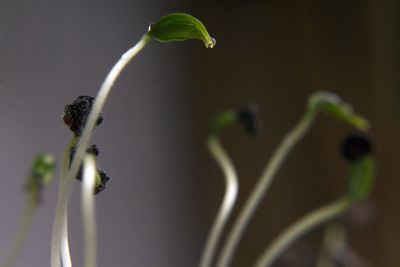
[{"x1": 0, "y1": 0, "x2": 398, "y2": 266}]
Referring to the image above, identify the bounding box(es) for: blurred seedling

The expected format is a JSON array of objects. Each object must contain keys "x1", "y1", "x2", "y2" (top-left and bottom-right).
[{"x1": 1, "y1": 154, "x2": 55, "y2": 267}]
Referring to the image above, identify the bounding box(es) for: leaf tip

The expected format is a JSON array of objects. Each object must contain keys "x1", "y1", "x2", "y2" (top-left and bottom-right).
[{"x1": 206, "y1": 37, "x2": 217, "y2": 48}]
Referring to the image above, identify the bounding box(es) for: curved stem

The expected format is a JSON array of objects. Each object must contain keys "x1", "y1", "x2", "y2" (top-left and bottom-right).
[
  {"x1": 0, "y1": 195, "x2": 36, "y2": 267},
  {"x1": 60, "y1": 211, "x2": 72, "y2": 267},
  {"x1": 252, "y1": 197, "x2": 352, "y2": 267},
  {"x1": 216, "y1": 110, "x2": 315, "y2": 267},
  {"x1": 51, "y1": 36, "x2": 150, "y2": 267},
  {"x1": 199, "y1": 136, "x2": 239, "y2": 267},
  {"x1": 81, "y1": 155, "x2": 97, "y2": 267}
]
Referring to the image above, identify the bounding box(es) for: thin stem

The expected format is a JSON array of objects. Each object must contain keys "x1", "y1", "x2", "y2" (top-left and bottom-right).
[
  {"x1": 60, "y1": 210, "x2": 72, "y2": 267},
  {"x1": 252, "y1": 197, "x2": 352, "y2": 267},
  {"x1": 51, "y1": 35, "x2": 150, "y2": 267},
  {"x1": 199, "y1": 136, "x2": 239, "y2": 267},
  {"x1": 216, "y1": 110, "x2": 315, "y2": 267},
  {"x1": 81, "y1": 155, "x2": 97, "y2": 267},
  {"x1": 58, "y1": 136, "x2": 78, "y2": 267},
  {"x1": 0, "y1": 194, "x2": 36, "y2": 267}
]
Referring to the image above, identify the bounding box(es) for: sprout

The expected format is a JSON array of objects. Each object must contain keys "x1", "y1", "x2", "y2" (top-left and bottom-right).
[
  {"x1": 52, "y1": 13, "x2": 214, "y2": 267},
  {"x1": 209, "y1": 104, "x2": 261, "y2": 136}
]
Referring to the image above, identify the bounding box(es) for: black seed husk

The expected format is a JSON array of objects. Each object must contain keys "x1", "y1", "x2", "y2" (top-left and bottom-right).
[
  {"x1": 63, "y1": 96, "x2": 103, "y2": 136},
  {"x1": 236, "y1": 104, "x2": 261, "y2": 135},
  {"x1": 340, "y1": 134, "x2": 373, "y2": 162}
]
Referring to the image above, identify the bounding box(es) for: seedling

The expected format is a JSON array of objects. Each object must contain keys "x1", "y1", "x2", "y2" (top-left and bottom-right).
[{"x1": 1, "y1": 154, "x2": 55, "y2": 267}]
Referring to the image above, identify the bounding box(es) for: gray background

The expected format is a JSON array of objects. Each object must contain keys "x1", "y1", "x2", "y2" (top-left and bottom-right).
[
  {"x1": 1, "y1": 0, "x2": 400, "y2": 267},
  {"x1": 0, "y1": 0, "x2": 201, "y2": 266}
]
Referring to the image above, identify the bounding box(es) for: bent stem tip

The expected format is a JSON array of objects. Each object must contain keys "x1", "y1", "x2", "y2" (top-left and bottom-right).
[
  {"x1": 51, "y1": 37, "x2": 149, "y2": 267},
  {"x1": 198, "y1": 136, "x2": 239, "y2": 267}
]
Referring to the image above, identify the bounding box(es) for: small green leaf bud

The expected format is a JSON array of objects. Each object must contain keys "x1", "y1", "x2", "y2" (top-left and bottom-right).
[
  {"x1": 209, "y1": 111, "x2": 237, "y2": 136},
  {"x1": 25, "y1": 154, "x2": 56, "y2": 203},
  {"x1": 209, "y1": 104, "x2": 261, "y2": 136}
]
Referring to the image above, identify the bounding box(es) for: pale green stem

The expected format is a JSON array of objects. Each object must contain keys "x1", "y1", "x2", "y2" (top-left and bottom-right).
[
  {"x1": 81, "y1": 155, "x2": 97, "y2": 267},
  {"x1": 199, "y1": 136, "x2": 239, "y2": 267},
  {"x1": 50, "y1": 35, "x2": 150, "y2": 267},
  {"x1": 252, "y1": 197, "x2": 352, "y2": 267},
  {"x1": 0, "y1": 194, "x2": 36, "y2": 267},
  {"x1": 216, "y1": 110, "x2": 315, "y2": 267},
  {"x1": 58, "y1": 136, "x2": 78, "y2": 267}
]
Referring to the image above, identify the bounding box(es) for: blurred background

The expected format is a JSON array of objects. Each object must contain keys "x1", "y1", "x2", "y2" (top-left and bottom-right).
[{"x1": 0, "y1": 0, "x2": 398, "y2": 266}]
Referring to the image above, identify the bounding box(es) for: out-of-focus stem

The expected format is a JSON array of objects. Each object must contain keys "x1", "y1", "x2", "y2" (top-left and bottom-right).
[
  {"x1": 0, "y1": 195, "x2": 36, "y2": 267},
  {"x1": 198, "y1": 136, "x2": 239, "y2": 267},
  {"x1": 216, "y1": 110, "x2": 315, "y2": 267},
  {"x1": 252, "y1": 197, "x2": 352, "y2": 267}
]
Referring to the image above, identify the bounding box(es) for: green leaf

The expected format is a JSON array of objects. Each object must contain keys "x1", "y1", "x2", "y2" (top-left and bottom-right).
[
  {"x1": 308, "y1": 92, "x2": 369, "y2": 130},
  {"x1": 25, "y1": 154, "x2": 56, "y2": 201},
  {"x1": 146, "y1": 13, "x2": 216, "y2": 48},
  {"x1": 346, "y1": 155, "x2": 375, "y2": 201},
  {"x1": 209, "y1": 111, "x2": 236, "y2": 136}
]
